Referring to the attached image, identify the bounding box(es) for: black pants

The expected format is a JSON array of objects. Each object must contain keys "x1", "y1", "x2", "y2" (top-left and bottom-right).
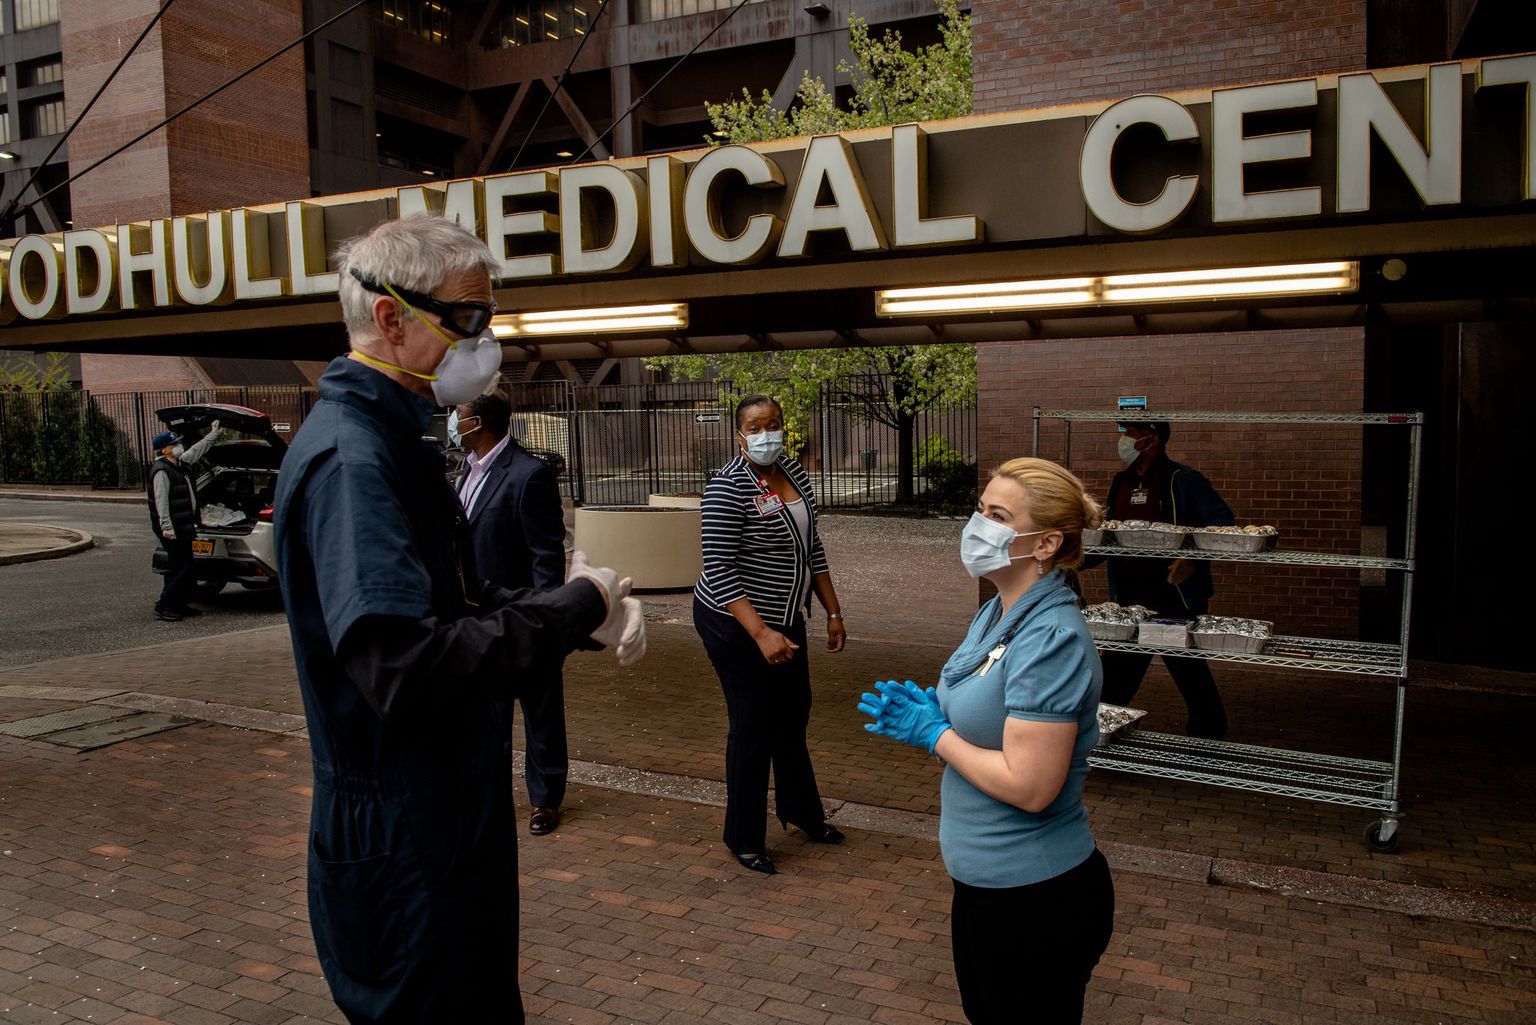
[
  {"x1": 157, "y1": 536, "x2": 195, "y2": 613},
  {"x1": 1099, "y1": 649, "x2": 1227, "y2": 740},
  {"x1": 518, "y1": 668, "x2": 568, "y2": 809},
  {"x1": 951, "y1": 848, "x2": 1115, "y2": 1025},
  {"x1": 693, "y1": 597, "x2": 827, "y2": 855}
]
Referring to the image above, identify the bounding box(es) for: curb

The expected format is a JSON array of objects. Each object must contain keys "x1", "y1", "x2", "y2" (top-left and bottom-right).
[
  {"x1": 0, "y1": 528, "x2": 95, "y2": 567},
  {"x1": 0, "y1": 489, "x2": 141, "y2": 505}
]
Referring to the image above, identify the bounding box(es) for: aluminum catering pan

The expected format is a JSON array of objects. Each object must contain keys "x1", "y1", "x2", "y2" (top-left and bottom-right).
[
  {"x1": 1085, "y1": 619, "x2": 1137, "y2": 642},
  {"x1": 1081, "y1": 527, "x2": 1108, "y2": 546},
  {"x1": 1096, "y1": 703, "x2": 1148, "y2": 747},
  {"x1": 1114, "y1": 527, "x2": 1190, "y2": 550},
  {"x1": 1190, "y1": 629, "x2": 1271, "y2": 654},
  {"x1": 1191, "y1": 531, "x2": 1277, "y2": 553}
]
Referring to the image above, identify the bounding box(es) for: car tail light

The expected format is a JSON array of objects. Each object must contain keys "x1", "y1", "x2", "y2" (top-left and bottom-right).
[{"x1": 258, "y1": 506, "x2": 274, "y2": 523}]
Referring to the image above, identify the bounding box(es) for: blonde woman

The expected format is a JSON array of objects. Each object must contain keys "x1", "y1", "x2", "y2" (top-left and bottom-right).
[{"x1": 860, "y1": 457, "x2": 1114, "y2": 1025}]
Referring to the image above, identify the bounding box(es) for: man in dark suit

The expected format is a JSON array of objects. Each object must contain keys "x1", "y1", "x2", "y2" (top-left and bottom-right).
[{"x1": 453, "y1": 390, "x2": 572, "y2": 835}]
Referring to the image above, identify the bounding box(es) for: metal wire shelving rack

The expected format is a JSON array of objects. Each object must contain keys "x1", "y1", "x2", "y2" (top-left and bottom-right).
[{"x1": 1033, "y1": 408, "x2": 1422, "y2": 851}]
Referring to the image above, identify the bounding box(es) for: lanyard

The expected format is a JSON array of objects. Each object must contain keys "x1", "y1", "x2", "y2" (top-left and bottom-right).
[{"x1": 460, "y1": 464, "x2": 492, "y2": 514}]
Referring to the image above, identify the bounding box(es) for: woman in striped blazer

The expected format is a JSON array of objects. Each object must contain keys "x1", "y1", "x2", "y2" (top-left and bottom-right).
[{"x1": 693, "y1": 394, "x2": 848, "y2": 875}]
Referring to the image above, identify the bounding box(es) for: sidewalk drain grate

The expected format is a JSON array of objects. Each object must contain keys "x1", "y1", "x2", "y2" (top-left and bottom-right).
[
  {"x1": 43, "y1": 713, "x2": 197, "y2": 750},
  {"x1": 0, "y1": 706, "x2": 127, "y2": 738}
]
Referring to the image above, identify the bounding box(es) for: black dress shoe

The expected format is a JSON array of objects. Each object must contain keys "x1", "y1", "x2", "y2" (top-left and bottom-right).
[
  {"x1": 735, "y1": 853, "x2": 776, "y2": 875},
  {"x1": 790, "y1": 822, "x2": 845, "y2": 844},
  {"x1": 153, "y1": 608, "x2": 183, "y2": 622},
  {"x1": 529, "y1": 807, "x2": 561, "y2": 835}
]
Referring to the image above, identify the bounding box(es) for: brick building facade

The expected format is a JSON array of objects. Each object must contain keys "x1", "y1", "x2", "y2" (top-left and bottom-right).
[
  {"x1": 966, "y1": 0, "x2": 1529, "y2": 666},
  {"x1": 59, "y1": 0, "x2": 311, "y2": 394}
]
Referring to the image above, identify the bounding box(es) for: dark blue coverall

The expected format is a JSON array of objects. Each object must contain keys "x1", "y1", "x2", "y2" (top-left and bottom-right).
[{"x1": 273, "y1": 357, "x2": 606, "y2": 1023}]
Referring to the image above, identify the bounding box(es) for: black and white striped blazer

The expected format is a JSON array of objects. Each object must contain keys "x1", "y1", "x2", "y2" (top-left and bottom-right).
[{"x1": 694, "y1": 454, "x2": 831, "y2": 627}]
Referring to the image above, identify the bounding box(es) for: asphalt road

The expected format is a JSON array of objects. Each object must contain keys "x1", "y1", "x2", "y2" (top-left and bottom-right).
[{"x1": 0, "y1": 498, "x2": 287, "y2": 669}]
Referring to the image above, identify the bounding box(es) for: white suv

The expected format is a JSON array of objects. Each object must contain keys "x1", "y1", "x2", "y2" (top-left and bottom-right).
[{"x1": 150, "y1": 403, "x2": 286, "y2": 594}]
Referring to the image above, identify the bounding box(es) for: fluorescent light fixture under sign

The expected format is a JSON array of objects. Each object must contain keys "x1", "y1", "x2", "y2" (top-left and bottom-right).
[
  {"x1": 875, "y1": 261, "x2": 1359, "y2": 317},
  {"x1": 878, "y1": 278, "x2": 1096, "y2": 316},
  {"x1": 492, "y1": 303, "x2": 688, "y2": 337}
]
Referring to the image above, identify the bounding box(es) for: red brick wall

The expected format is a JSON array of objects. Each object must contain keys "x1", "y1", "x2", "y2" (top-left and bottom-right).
[
  {"x1": 970, "y1": 2, "x2": 1372, "y2": 637},
  {"x1": 78, "y1": 355, "x2": 213, "y2": 395},
  {"x1": 980, "y1": 330, "x2": 1364, "y2": 639},
  {"x1": 972, "y1": 0, "x2": 1367, "y2": 113},
  {"x1": 60, "y1": 0, "x2": 175, "y2": 228},
  {"x1": 61, "y1": 0, "x2": 311, "y2": 393},
  {"x1": 160, "y1": 1, "x2": 310, "y2": 213}
]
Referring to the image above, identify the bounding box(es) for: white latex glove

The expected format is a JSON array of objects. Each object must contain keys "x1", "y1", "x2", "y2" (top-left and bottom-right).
[
  {"x1": 209, "y1": 419, "x2": 222, "y2": 437},
  {"x1": 592, "y1": 597, "x2": 646, "y2": 667},
  {"x1": 566, "y1": 550, "x2": 631, "y2": 615}
]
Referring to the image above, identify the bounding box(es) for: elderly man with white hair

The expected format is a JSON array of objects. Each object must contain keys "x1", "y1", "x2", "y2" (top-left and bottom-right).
[{"x1": 273, "y1": 215, "x2": 644, "y2": 1023}]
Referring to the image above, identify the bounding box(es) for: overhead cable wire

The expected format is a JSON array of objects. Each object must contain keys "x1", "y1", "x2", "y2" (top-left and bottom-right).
[
  {"x1": 508, "y1": 0, "x2": 612, "y2": 170},
  {"x1": 568, "y1": 0, "x2": 755, "y2": 166},
  {"x1": 0, "y1": 0, "x2": 179, "y2": 225},
  {"x1": 13, "y1": 0, "x2": 374, "y2": 223}
]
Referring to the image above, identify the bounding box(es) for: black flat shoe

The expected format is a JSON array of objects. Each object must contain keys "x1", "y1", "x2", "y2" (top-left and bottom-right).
[
  {"x1": 790, "y1": 822, "x2": 845, "y2": 844},
  {"x1": 735, "y1": 853, "x2": 776, "y2": 875}
]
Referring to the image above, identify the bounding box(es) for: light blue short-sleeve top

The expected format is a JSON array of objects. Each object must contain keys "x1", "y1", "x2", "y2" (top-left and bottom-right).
[{"x1": 936, "y1": 571, "x2": 1103, "y2": 888}]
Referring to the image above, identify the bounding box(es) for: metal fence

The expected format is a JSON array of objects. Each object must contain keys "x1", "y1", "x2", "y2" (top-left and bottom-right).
[
  {"x1": 505, "y1": 375, "x2": 976, "y2": 511},
  {"x1": 3, "y1": 376, "x2": 976, "y2": 511},
  {"x1": 0, "y1": 386, "x2": 317, "y2": 491}
]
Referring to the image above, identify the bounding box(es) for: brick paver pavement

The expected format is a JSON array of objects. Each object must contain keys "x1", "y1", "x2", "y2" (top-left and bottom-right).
[{"x1": 3, "y1": 515, "x2": 1535, "y2": 1023}]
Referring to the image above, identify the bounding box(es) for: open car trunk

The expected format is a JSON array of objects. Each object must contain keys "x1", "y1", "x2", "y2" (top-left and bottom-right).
[{"x1": 154, "y1": 404, "x2": 288, "y2": 535}]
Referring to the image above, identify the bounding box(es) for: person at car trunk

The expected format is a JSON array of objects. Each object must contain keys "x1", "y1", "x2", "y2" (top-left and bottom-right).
[
  {"x1": 147, "y1": 421, "x2": 222, "y2": 622},
  {"x1": 273, "y1": 214, "x2": 645, "y2": 1024},
  {"x1": 452, "y1": 390, "x2": 572, "y2": 837}
]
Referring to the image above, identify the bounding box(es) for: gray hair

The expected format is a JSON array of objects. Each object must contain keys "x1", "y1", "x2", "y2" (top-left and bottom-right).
[{"x1": 335, "y1": 215, "x2": 499, "y2": 342}]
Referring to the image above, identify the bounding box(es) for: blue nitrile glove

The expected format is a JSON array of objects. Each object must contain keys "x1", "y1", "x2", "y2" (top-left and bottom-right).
[{"x1": 858, "y1": 679, "x2": 952, "y2": 754}]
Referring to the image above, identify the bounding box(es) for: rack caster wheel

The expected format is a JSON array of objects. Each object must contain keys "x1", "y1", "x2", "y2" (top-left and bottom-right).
[{"x1": 1364, "y1": 819, "x2": 1400, "y2": 854}]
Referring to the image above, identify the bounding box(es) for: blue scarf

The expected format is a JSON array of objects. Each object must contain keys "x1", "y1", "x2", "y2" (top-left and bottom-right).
[{"x1": 939, "y1": 570, "x2": 1075, "y2": 688}]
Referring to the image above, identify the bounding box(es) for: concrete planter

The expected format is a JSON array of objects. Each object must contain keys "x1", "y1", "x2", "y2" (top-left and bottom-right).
[
  {"x1": 648, "y1": 493, "x2": 702, "y2": 509},
  {"x1": 573, "y1": 505, "x2": 703, "y2": 590}
]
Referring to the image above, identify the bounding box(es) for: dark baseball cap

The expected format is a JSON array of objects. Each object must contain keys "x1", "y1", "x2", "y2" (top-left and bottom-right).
[
  {"x1": 151, "y1": 431, "x2": 182, "y2": 451},
  {"x1": 1117, "y1": 420, "x2": 1171, "y2": 441}
]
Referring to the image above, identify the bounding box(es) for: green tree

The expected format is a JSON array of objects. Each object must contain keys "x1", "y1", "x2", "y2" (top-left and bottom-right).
[
  {"x1": 657, "y1": 0, "x2": 975, "y2": 504},
  {"x1": 703, "y1": 0, "x2": 972, "y2": 142},
  {"x1": 658, "y1": 345, "x2": 974, "y2": 504}
]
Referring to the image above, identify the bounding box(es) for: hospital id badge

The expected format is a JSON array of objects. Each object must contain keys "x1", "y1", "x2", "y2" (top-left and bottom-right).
[
  {"x1": 1129, "y1": 485, "x2": 1149, "y2": 506},
  {"x1": 754, "y1": 492, "x2": 785, "y2": 516}
]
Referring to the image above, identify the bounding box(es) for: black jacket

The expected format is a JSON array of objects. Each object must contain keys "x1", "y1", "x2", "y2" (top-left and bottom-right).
[
  {"x1": 146, "y1": 458, "x2": 197, "y2": 539},
  {"x1": 1091, "y1": 456, "x2": 1234, "y2": 613},
  {"x1": 460, "y1": 438, "x2": 566, "y2": 592}
]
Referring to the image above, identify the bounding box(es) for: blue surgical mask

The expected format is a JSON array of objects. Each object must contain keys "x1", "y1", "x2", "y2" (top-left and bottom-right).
[
  {"x1": 171, "y1": 444, "x2": 185, "y2": 459},
  {"x1": 741, "y1": 430, "x2": 783, "y2": 467},
  {"x1": 960, "y1": 512, "x2": 1048, "y2": 578},
  {"x1": 448, "y1": 411, "x2": 480, "y2": 448}
]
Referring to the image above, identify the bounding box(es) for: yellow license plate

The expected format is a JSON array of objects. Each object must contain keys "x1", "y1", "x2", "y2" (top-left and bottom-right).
[{"x1": 191, "y1": 540, "x2": 215, "y2": 556}]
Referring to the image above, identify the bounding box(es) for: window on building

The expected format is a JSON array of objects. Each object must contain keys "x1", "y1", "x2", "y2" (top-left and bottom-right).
[
  {"x1": 494, "y1": 0, "x2": 594, "y2": 45},
  {"x1": 24, "y1": 97, "x2": 66, "y2": 137},
  {"x1": 13, "y1": 0, "x2": 60, "y2": 31},
  {"x1": 378, "y1": 0, "x2": 452, "y2": 45},
  {"x1": 20, "y1": 58, "x2": 63, "y2": 86},
  {"x1": 0, "y1": 112, "x2": 11, "y2": 145}
]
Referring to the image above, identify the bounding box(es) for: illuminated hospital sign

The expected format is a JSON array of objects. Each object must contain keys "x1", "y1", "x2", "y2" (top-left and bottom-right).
[{"x1": 2, "y1": 55, "x2": 1534, "y2": 326}]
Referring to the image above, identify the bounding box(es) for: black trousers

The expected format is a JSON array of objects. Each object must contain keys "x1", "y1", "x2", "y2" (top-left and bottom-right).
[
  {"x1": 693, "y1": 597, "x2": 827, "y2": 855},
  {"x1": 157, "y1": 537, "x2": 195, "y2": 613},
  {"x1": 1099, "y1": 649, "x2": 1227, "y2": 740},
  {"x1": 951, "y1": 848, "x2": 1115, "y2": 1025},
  {"x1": 518, "y1": 668, "x2": 568, "y2": 809}
]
